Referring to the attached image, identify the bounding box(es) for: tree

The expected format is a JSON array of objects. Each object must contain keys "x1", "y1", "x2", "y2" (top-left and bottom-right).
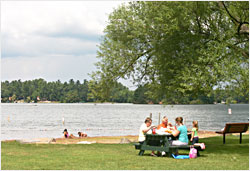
[
  {"x1": 110, "y1": 82, "x2": 133, "y2": 103},
  {"x1": 11, "y1": 94, "x2": 17, "y2": 102},
  {"x1": 64, "y1": 90, "x2": 81, "y2": 103},
  {"x1": 1, "y1": 81, "x2": 11, "y2": 98},
  {"x1": 91, "y1": 1, "x2": 249, "y2": 103},
  {"x1": 133, "y1": 85, "x2": 148, "y2": 104},
  {"x1": 79, "y1": 79, "x2": 89, "y2": 102}
]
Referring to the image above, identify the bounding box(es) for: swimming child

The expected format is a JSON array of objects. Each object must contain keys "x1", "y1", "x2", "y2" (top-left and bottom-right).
[{"x1": 190, "y1": 121, "x2": 199, "y2": 145}]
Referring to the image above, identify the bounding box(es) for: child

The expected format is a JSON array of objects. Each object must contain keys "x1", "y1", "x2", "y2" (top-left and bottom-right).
[
  {"x1": 63, "y1": 129, "x2": 76, "y2": 138},
  {"x1": 78, "y1": 131, "x2": 87, "y2": 137},
  {"x1": 63, "y1": 129, "x2": 69, "y2": 138},
  {"x1": 190, "y1": 121, "x2": 199, "y2": 145}
]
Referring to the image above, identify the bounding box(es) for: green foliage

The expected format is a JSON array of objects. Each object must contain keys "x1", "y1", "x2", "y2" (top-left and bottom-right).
[
  {"x1": 1, "y1": 79, "x2": 89, "y2": 103},
  {"x1": 1, "y1": 78, "x2": 248, "y2": 104},
  {"x1": 132, "y1": 84, "x2": 248, "y2": 104},
  {"x1": 1, "y1": 79, "x2": 133, "y2": 103},
  {"x1": 1, "y1": 135, "x2": 249, "y2": 170},
  {"x1": 133, "y1": 85, "x2": 148, "y2": 104},
  {"x1": 92, "y1": 1, "x2": 249, "y2": 102},
  {"x1": 190, "y1": 99, "x2": 203, "y2": 105},
  {"x1": 110, "y1": 82, "x2": 134, "y2": 103}
]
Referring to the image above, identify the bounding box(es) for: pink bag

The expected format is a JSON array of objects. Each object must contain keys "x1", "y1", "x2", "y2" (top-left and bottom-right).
[{"x1": 189, "y1": 146, "x2": 197, "y2": 159}]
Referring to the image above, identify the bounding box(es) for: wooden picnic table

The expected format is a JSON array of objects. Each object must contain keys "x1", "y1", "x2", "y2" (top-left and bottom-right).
[
  {"x1": 137, "y1": 134, "x2": 172, "y2": 156},
  {"x1": 135, "y1": 132, "x2": 202, "y2": 157}
]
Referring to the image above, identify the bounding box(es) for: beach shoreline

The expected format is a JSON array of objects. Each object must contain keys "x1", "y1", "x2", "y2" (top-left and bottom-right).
[{"x1": 3, "y1": 130, "x2": 248, "y2": 144}]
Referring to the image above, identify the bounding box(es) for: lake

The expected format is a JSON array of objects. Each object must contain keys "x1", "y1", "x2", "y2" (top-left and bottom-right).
[{"x1": 1, "y1": 103, "x2": 249, "y2": 140}]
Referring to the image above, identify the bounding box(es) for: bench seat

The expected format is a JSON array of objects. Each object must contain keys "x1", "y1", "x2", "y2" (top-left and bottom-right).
[
  {"x1": 169, "y1": 145, "x2": 202, "y2": 156},
  {"x1": 134, "y1": 143, "x2": 141, "y2": 150},
  {"x1": 215, "y1": 122, "x2": 249, "y2": 144},
  {"x1": 134, "y1": 143, "x2": 203, "y2": 157}
]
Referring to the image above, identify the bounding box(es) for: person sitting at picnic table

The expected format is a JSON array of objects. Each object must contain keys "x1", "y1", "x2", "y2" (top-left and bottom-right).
[
  {"x1": 156, "y1": 116, "x2": 174, "y2": 156},
  {"x1": 171, "y1": 117, "x2": 189, "y2": 146},
  {"x1": 157, "y1": 116, "x2": 174, "y2": 133},
  {"x1": 138, "y1": 117, "x2": 157, "y2": 156}
]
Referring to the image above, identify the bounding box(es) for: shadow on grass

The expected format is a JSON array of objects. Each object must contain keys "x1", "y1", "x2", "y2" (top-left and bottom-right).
[
  {"x1": 133, "y1": 135, "x2": 249, "y2": 158},
  {"x1": 199, "y1": 135, "x2": 249, "y2": 156}
]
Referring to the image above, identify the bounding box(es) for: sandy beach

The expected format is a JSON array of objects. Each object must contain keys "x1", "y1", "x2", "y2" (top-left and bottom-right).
[{"x1": 3, "y1": 130, "x2": 248, "y2": 145}]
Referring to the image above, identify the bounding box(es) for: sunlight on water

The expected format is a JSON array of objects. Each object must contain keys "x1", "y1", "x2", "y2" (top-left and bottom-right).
[{"x1": 1, "y1": 103, "x2": 249, "y2": 140}]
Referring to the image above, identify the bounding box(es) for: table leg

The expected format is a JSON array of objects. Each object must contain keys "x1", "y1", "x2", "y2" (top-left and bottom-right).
[
  {"x1": 139, "y1": 150, "x2": 145, "y2": 156},
  {"x1": 223, "y1": 133, "x2": 225, "y2": 144},
  {"x1": 240, "y1": 133, "x2": 242, "y2": 144},
  {"x1": 197, "y1": 150, "x2": 200, "y2": 157},
  {"x1": 167, "y1": 151, "x2": 172, "y2": 157}
]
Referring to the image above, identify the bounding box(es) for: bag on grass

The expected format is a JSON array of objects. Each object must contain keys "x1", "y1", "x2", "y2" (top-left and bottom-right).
[{"x1": 189, "y1": 146, "x2": 197, "y2": 159}]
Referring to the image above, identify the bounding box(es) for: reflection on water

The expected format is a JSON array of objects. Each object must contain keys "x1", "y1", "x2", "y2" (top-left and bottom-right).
[{"x1": 1, "y1": 103, "x2": 249, "y2": 140}]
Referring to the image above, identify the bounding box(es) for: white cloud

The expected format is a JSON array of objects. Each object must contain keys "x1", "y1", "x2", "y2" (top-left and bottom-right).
[
  {"x1": 1, "y1": 1, "x2": 132, "y2": 85},
  {"x1": 1, "y1": 1, "x2": 124, "y2": 58},
  {"x1": 2, "y1": 1, "x2": 122, "y2": 36}
]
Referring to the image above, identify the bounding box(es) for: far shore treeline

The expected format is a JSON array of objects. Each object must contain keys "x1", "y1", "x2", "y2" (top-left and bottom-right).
[{"x1": 1, "y1": 78, "x2": 248, "y2": 104}]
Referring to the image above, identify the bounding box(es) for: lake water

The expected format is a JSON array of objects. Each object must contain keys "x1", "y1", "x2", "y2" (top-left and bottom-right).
[{"x1": 1, "y1": 103, "x2": 249, "y2": 140}]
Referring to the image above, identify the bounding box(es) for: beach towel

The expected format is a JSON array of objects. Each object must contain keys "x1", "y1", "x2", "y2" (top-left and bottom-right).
[{"x1": 172, "y1": 154, "x2": 190, "y2": 159}]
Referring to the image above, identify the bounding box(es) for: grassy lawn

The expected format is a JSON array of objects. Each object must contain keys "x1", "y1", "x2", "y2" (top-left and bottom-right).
[{"x1": 1, "y1": 135, "x2": 249, "y2": 170}]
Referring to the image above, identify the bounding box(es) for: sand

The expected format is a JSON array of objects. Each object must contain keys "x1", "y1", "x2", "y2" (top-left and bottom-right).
[{"x1": 3, "y1": 130, "x2": 248, "y2": 144}]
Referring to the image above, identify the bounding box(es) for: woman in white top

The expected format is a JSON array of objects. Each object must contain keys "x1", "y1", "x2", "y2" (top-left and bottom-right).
[{"x1": 138, "y1": 117, "x2": 157, "y2": 156}]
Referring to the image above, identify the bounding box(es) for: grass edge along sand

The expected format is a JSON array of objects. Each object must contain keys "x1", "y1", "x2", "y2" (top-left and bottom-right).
[
  {"x1": 1, "y1": 134, "x2": 249, "y2": 170},
  {"x1": 1, "y1": 130, "x2": 225, "y2": 145}
]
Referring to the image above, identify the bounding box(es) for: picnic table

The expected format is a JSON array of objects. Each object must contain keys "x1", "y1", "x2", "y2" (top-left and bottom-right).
[{"x1": 135, "y1": 133, "x2": 202, "y2": 157}]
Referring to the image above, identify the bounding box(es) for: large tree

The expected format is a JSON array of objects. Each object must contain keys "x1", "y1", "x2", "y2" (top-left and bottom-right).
[{"x1": 91, "y1": 1, "x2": 249, "y2": 102}]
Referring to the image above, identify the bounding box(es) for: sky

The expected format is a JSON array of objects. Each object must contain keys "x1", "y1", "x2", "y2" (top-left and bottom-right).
[{"x1": 1, "y1": 1, "x2": 136, "y2": 89}]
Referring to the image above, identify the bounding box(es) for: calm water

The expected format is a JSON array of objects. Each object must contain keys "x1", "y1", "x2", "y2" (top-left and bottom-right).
[{"x1": 1, "y1": 103, "x2": 249, "y2": 140}]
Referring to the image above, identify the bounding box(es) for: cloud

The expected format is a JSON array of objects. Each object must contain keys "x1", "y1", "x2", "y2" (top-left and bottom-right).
[
  {"x1": 1, "y1": 1, "x2": 123, "y2": 58},
  {"x1": 1, "y1": 1, "x2": 135, "y2": 89},
  {"x1": 1, "y1": 54, "x2": 137, "y2": 89},
  {"x1": 1, "y1": 54, "x2": 99, "y2": 82},
  {"x1": 2, "y1": 32, "x2": 98, "y2": 57},
  {"x1": 1, "y1": 1, "x2": 129, "y2": 84}
]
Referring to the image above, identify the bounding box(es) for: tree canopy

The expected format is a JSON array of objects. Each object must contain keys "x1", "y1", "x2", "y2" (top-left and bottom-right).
[{"x1": 91, "y1": 1, "x2": 249, "y2": 103}]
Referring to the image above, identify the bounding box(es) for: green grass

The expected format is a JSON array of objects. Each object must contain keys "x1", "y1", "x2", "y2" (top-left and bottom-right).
[{"x1": 1, "y1": 135, "x2": 249, "y2": 170}]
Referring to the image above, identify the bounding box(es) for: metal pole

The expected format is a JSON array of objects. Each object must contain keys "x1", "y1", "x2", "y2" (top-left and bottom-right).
[
  {"x1": 158, "y1": 113, "x2": 161, "y2": 125},
  {"x1": 150, "y1": 113, "x2": 152, "y2": 119}
]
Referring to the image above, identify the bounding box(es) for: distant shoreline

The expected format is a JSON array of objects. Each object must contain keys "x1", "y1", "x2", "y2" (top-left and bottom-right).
[{"x1": 1, "y1": 102, "x2": 249, "y2": 105}]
